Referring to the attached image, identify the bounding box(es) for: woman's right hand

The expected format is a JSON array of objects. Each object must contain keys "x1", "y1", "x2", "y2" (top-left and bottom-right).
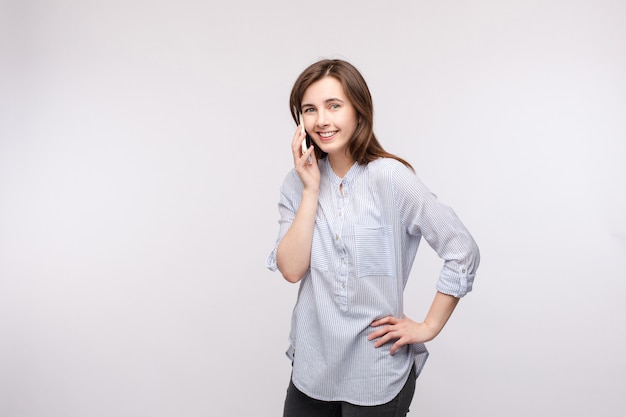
[{"x1": 291, "y1": 125, "x2": 320, "y2": 192}]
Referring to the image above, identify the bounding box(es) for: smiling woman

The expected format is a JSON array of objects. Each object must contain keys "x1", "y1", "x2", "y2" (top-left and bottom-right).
[
  {"x1": 300, "y1": 77, "x2": 358, "y2": 176},
  {"x1": 289, "y1": 60, "x2": 413, "y2": 176},
  {"x1": 266, "y1": 59, "x2": 480, "y2": 417}
]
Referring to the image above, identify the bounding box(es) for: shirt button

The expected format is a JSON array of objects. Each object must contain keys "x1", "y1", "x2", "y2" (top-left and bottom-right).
[
  {"x1": 341, "y1": 283, "x2": 345, "y2": 288},
  {"x1": 335, "y1": 234, "x2": 339, "y2": 240},
  {"x1": 462, "y1": 268, "x2": 467, "y2": 274}
]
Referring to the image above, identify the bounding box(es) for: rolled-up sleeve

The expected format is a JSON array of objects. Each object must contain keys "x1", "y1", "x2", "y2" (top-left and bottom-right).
[
  {"x1": 393, "y1": 166, "x2": 480, "y2": 297},
  {"x1": 266, "y1": 170, "x2": 303, "y2": 272}
]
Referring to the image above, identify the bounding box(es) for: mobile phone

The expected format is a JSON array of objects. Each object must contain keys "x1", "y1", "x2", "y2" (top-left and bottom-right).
[{"x1": 299, "y1": 113, "x2": 312, "y2": 164}]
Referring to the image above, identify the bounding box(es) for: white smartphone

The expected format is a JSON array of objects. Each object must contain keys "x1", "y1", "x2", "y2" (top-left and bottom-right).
[{"x1": 299, "y1": 113, "x2": 312, "y2": 164}]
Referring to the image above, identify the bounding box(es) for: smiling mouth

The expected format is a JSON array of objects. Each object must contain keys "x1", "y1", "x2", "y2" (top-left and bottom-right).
[{"x1": 318, "y1": 131, "x2": 338, "y2": 139}]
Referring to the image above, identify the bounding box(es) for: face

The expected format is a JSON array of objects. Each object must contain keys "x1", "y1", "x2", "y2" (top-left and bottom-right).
[{"x1": 301, "y1": 76, "x2": 358, "y2": 162}]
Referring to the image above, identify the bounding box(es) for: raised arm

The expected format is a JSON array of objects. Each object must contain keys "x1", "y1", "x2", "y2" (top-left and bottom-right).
[{"x1": 275, "y1": 123, "x2": 320, "y2": 283}]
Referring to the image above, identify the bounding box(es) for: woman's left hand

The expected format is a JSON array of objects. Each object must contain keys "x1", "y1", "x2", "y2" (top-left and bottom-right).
[{"x1": 367, "y1": 315, "x2": 438, "y2": 355}]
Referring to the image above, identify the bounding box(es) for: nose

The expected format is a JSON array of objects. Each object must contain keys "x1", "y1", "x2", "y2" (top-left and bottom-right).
[{"x1": 315, "y1": 109, "x2": 329, "y2": 127}]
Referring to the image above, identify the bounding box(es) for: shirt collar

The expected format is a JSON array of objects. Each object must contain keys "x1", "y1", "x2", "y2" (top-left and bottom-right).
[{"x1": 323, "y1": 158, "x2": 366, "y2": 187}]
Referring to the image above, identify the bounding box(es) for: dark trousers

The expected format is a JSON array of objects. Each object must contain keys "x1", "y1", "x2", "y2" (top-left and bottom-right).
[{"x1": 283, "y1": 366, "x2": 416, "y2": 417}]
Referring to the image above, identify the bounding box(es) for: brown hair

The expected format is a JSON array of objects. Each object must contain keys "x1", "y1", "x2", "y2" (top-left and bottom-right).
[{"x1": 289, "y1": 59, "x2": 413, "y2": 170}]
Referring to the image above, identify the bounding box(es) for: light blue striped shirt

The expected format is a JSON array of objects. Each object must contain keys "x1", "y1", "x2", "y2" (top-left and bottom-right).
[{"x1": 266, "y1": 157, "x2": 479, "y2": 406}]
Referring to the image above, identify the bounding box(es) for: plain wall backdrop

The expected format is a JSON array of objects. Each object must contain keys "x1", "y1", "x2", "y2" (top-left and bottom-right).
[{"x1": 1, "y1": 0, "x2": 625, "y2": 416}]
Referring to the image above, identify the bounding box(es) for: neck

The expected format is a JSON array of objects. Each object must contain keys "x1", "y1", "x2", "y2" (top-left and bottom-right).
[{"x1": 328, "y1": 153, "x2": 355, "y2": 178}]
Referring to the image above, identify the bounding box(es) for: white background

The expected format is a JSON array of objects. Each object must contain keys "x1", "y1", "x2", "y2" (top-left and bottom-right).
[{"x1": 1, "y1": 1, "x2": 625, "y2": 416}]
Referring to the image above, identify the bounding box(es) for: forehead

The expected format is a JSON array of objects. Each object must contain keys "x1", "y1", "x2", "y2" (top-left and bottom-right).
[{"x1": 301, "y1": 76, "x2": 347, "y2": 104}]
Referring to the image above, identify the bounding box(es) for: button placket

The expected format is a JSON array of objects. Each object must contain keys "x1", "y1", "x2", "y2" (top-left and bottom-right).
[{"x1": 334, "y1": 180, "x2": 349, "y2": 309}]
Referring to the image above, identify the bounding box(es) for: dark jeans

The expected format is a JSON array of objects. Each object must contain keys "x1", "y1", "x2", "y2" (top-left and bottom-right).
[{"x1": 283, "y1": 366, "x2": 416, "y2": 417}]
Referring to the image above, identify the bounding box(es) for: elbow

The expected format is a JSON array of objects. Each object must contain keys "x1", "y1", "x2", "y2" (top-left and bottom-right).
[
  {"x1": 276, "y1": 258, "x2": 306, "y2": 283},
  {"x1": 458, "y1": 233, "x2": 480, "y2": 274},
  {"x1": 469, "y1": 238, "x2": 480, "y2": 272},
  {"x1": 276, "y1": 246, "x2": 308, "y2": 283},
  {"x1": 278, "y1": 261, "x2": 306, "y2": 283},
  {"x1": 281, "y1": 270, "x2": 304, "y2": 283}
]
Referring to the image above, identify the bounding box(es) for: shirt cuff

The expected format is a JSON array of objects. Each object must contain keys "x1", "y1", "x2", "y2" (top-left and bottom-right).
[
  {"x1": 436, "y1": 271, "x2": 475, "y2": 298},
  {"x1": 265, "y1": 246, "x2": 279, "y2": 272}
]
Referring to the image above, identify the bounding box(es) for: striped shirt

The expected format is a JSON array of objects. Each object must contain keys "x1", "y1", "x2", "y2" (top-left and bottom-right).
[{"x1": 266, "y1": 157, "x2": 480, "y2": 406}]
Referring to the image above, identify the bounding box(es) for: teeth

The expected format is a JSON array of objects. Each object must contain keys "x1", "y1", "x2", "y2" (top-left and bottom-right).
[{"x1": 319, "y1": 131, "x2": 337, "y2": 138}]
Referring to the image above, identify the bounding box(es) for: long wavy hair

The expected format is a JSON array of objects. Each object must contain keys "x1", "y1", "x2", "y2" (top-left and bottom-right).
[{"x1": 289, "y1": 59, "x2": 413, "y2": 170}]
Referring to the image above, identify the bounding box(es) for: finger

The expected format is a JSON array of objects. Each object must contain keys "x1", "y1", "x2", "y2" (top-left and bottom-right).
[
  {"x1": 291, "y1": 126, "x2": 306, "y2": 153},
  {"x1": 370, "y1": 318, "x2": 386, "y2": 327},
  {"x1": 372, "y1": 330, "x2": 398, "y2": 348},
  {"x1": 367, "y1": 328, "x2": 387, "y2": 341},
  {"x1": 303, "y1": 145, "x2": 315, "y2": 161},
  {"x1": 367, "y1": 321, "x2": 396, "y2": 339},
  {"x1": 368, "y1": 325, "x2": 387, "y2": 341},
  {"x1": 371, "y1": 316, "x2": 398, "y2": 327},
  {"x1": 373, "y1": 337, "x2": 388, "y2": 348},
  {"x1": 389, "y1": 337, "x2": 410, "y2": 355}
]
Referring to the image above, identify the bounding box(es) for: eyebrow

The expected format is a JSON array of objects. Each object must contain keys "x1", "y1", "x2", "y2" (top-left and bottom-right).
[{"x1": 302, "y1": 98, "x2": 345, "y2": 107}]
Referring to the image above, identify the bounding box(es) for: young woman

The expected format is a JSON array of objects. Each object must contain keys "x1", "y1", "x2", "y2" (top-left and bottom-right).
[{"x1": 266, "y1": 59, "x2": 480, "y2": 417}]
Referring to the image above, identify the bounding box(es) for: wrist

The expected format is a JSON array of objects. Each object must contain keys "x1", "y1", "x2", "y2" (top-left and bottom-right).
[
  {"x1": 302, "y1": 187, "x2": 320, "y2": 198},
  {"x1": 422, "y1": 320, "x2": 443, "y2": 341}
]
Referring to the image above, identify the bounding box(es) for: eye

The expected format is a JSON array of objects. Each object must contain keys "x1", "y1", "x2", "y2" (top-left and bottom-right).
[
  {"x1": 329, "y1": 103, "x2": 341, "y2": 110},
  {"x1": 303, "y1": 107, "x2": 315, "y2": 113}
]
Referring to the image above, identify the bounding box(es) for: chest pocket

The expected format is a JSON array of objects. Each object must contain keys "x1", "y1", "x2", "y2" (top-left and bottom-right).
[{"x1": 354, "y1": 224, "x2": 395, "y2": 277}]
